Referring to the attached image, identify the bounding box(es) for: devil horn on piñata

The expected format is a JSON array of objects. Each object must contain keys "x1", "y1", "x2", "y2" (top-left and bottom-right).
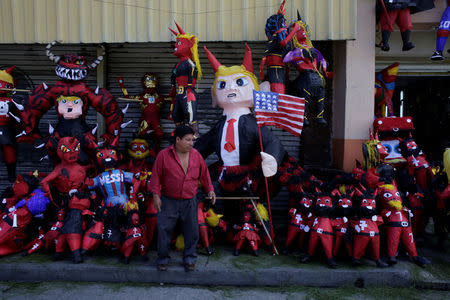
[
  {"x1": 297, "y1": 9, "x2": 302, "y2": 21},
  {"x1": 277, "y1": 0, "x2": 286, "y2": 15},
  {"x1": 111, "y1": 134, "x2": 120, "y2": 148},
  {"x1": 203, "y1": 46, "x2": 222, "y2": 73},
  {"x1": 242, "y1": 43, "x2": 253, "y2": 73},
  {"x1": 169, "y1": 27, "x2": 178, "y2": 36},
  {"x1": 174, "y1": 21, "x2": 186, "y2": 35},
  {"x1": 5, "y1": 66, "x2": 15, "y2": 74},
  {"x1": 89, "y1": 45, "x2": 105, "y2": 69},
  {"x1": 46, "y1": 41, "x2": 61, "y2": 63}
]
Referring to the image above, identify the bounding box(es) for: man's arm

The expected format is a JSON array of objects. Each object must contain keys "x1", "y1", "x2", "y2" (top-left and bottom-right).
[
  {"x1": 148, "y1": 152, "x2": 164, "y2": 197},
  {"x1": 197, "y1": 151, "x2": 216, "y2": 205}
]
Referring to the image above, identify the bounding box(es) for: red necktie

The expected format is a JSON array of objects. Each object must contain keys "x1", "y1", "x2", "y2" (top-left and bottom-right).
[{"x1": 224, "y1": 118, "x2": 236, "y2": 152}]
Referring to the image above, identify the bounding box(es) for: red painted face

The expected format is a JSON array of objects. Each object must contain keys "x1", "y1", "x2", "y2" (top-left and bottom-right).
[
  {"x1": 56, "y1": 209, "x2": 65, "y2": 221},
  {"x1": 173, "y1": 37, "x2": 193, "y2": 58},
  {"x1": 243, "y1": 211, "x2": 251, "y2": 223},
  {"x1": 56, "y1": 54, "x2": 88, "y2": 81},
  {"x1": 96, "y1": 147, "x2": 119, "y2": 170},
  {"x1": 360, "y1": 197, "x2": 377, "y2": 209},
  {"x1": 376, "y1": 143, "x2": 389, "y2": 160},
  {"x1": 406, "y1": 140, "x2": 418, "y2": 151},
  {"x1": 338, "y1": 197, "x2": 353, "y2": 208},
  {"x1": 407, "y1": 192, "x2": 423, "y2": 207},
  {"x1": 57, "y1": 137, "x2": 81, "y2": 163},
  {"x1": 316, "y1": 196, "x2": 333, "y2": 208},
  {"x1": 131, "y1": 212, "x2": 140, "y2": 226},
  {"x1": 292, "y1": 21, "x2": 309, "y2": 46},
  {"x1": 379, "y1": 186, "x2": 401, "y2": 203},
  {"x1": 300, "y1": 196, "x2": 313, "y2": 209}
]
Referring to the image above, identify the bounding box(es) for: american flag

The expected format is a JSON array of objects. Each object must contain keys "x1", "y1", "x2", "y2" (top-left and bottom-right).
[{"x1": 253, "y1": 90, "x2": 305, "y2": 137}]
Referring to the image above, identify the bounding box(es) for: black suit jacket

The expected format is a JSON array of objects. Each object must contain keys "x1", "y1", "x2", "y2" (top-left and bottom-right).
[{"x1": 195, "y1": 113, "x2": 285, "y2": 166}]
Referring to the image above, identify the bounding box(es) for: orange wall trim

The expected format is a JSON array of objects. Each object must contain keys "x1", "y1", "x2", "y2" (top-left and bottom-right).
[{"x1": 332, "y1": 138, "x2": 365, "y2": 172}]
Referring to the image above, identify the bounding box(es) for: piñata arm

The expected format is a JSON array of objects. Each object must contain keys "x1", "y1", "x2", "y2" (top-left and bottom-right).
[
  {"x1": 20, "y1": 84, "x2": 55, "y2": 141},
  {"x1": 87, "y1": 87, "x2": 123, "y2": 144}
]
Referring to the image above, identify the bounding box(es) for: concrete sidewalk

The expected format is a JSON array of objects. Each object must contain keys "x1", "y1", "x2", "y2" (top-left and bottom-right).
[{"x1": 2, "y1": 246, "x2": 446, "y2": 288}]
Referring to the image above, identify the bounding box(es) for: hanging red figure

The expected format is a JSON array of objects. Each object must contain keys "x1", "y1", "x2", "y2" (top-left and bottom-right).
[
  {"x1": 18, "y1": 41, "x2": 123, "y2": 162},
  {"x1": 117, "y1": 73, "x2": 165, "y2": 149},
  {"x1": 0, "y1": 66, "x2": 24, "y2": 182},
  {"x1": 259, "y1": 0, "x2": 299, "y2": 94},
  {"x1": 351, "y1": 186, "x2": 388, "y2": 268},
  {"x1": 377, "y1": 0, "x2": 434, "y2": 52},
  {"x1": 40, "y1": 136, "x2": 92, "y2": 263},
  {"x1": 168, "y1": 22, "x2": 202, "y2": 138}
]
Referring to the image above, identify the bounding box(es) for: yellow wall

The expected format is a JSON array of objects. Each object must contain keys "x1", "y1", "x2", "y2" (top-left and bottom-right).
[{"x1": 0, "y1": 0, "x2": 357, "y2": 43}]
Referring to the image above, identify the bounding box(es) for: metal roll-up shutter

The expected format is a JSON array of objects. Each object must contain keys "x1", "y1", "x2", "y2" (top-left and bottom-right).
[
  {"x1": 105, "y1": 41, "x2": 333, "y2": 226},
  {"x1": 106, "y1": 42, "x2": 303, "y2": 158},
  {"x1": 0, "y1": 44, "x2": 99, "y2": 191}
]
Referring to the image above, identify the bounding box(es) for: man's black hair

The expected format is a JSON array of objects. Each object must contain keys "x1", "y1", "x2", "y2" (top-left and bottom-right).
[{"x1": 174, "y1": 125, "x2": 195, "y2": 141}]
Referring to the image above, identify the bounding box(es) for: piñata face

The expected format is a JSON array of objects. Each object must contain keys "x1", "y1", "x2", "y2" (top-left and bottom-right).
[
  {"x1": 173, "y1": 37, "x2": 192, "y2": 58},
  {"x1": 405, "y1": 140, "x2": 418, "y2": 152},
  {"x1": 338, "y1": 197, "x2": 352, "y2": 208},
  {"x1": 56, "y1": 95, "x2": 84, "y2": 119},
  {"x1": 293, "y1": 21, "x2": 309, "y2": 46},
  {"x1": 96, "y1": 147, "x2": 119, "y2": 169},
  {"x1": 376, "y1": 143, "x2": 389, "y2": 160},
  {"x1": 316, "y1": 196, "x2": 333, "y2": 208},
  {"x1": 56, "y1": 54, "x2": 88, "y2": 81},
  {"x1": 142, "y1": 74, "x2": 157, "y2": 89},
  {"x1": 57, "y1": 137, "x2": 81, "y2": 163},
  {"x1": 360, "y1": 197, "x2": 377, "y2": 209},
  {"x1": 128, "y1": 139, "x2": 149, "y2": 160},
  {"x1": 0, "y1": 100, "x2": 9, "y2": 116},
  {"x1": 214, "y1": 72, "x2": 255, "y2": 110}
]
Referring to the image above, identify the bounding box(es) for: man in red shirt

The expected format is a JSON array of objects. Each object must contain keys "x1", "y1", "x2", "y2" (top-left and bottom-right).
[{"x1": 149, "y1": 125, "x2": 216, "y2": 272}]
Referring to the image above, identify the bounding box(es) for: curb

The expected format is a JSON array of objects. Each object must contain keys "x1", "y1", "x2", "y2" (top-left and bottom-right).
[{"x1": 0, "y1": 261, "x2": 413, "y2": 288}]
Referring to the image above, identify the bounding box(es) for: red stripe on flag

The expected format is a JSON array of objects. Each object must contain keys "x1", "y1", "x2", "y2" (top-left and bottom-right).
[
  {"x1": 256, "y1": 111, "x2": 304, "y2": 123},
  {"x1": 257, "y1": 116, "x2": 304, "y2": 130},
  {"x1": 257, "y1": 121, "x2": 303, "y2": 136}
]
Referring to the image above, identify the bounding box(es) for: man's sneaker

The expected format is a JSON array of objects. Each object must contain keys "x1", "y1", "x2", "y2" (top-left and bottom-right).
[
  {"x1": 430, "y1": 51, "x2": 444, "y2": 61},
  {"x1": 157, "y1": 264, "x2": 168, "y2": 271}
]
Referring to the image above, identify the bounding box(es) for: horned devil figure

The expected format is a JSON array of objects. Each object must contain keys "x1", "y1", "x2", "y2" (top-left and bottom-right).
[
  {"x1": 168, "y1": 22, "x2": 202, "y2": 138},
  {"x1": 195, "y1": 45, "x2": 285, "y2": 196},
  {"x1": 283, "y1": 11, "x2": 333, "y2": 126},
  {"x1": 18, "y1": 41, "x2": 124, "y2": 161},
  {"x1": 259, "y1": 0, "x2": 300, "y2": 94},
  {"x1": 0, "y1": 66, "x2": 24, "y2": 182},
  {"x1": 40, "y1": 136, "x2": 92, "y2": 263}
]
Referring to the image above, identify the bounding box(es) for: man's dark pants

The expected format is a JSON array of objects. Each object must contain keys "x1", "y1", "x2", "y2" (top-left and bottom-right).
[{"x1": 156, "y1": 195, "x2": 199, "y2": 265}]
